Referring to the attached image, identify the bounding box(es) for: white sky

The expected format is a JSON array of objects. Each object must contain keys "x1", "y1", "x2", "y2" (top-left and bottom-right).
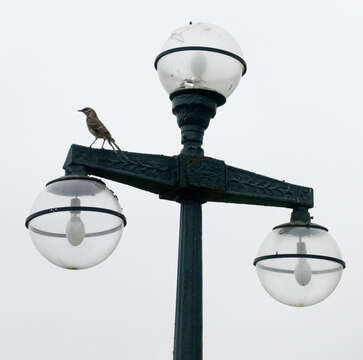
[{"x1": 1, "y1": 0, "x2": 362, "y2": 359}]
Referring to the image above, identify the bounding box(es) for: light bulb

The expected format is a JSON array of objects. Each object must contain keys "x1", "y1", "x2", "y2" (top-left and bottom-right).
[
  {"x1": 294, "y1": 240, "x2": 312, "y2": 286},
  {"x1": 66, "y1": 213, "x2": 85, "y2": 246},
  {"x1": 182, "y1": 52, "x2": 207, "y2": 88},
  {"x1": 66, "y1": 197, "x2": 85, "y2": 247},
  {"x1": 295, "y1": 258, "x2": 312, "y2": 286},
  {"x1": 191, "y1": 52, "x2": 207, "y2": 79}
]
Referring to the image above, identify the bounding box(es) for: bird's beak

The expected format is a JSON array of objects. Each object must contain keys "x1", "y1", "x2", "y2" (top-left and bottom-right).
[{"x1": 78, "y1": 109, "x2": 84, "y2": 113}]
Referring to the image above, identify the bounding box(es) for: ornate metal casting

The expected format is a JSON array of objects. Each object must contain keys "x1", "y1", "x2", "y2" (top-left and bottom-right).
[{"x1": 61, "y1": 90, "x2": 314, "y2": 360}]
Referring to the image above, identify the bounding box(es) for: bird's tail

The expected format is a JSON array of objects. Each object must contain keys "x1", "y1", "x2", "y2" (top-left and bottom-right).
[
  {"x1": 108, "y1": 137, "x2": 121, "y2": 151},
  {"x1": 108, "y1": 137, "x2": 129, "y2": 161},
  {"x1": 111, "y1": 138, "x2": 121, "y2": 151}
]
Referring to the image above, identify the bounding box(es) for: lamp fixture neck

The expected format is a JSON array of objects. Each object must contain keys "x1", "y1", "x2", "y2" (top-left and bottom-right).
[{"x1": 171, "y1": 89, "x2": 225, "y2": 156}]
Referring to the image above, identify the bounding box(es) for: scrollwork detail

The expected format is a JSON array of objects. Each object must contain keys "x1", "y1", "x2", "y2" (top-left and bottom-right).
[{"x1": 227, "y1": 166, "x2": 312, "y2": 203}]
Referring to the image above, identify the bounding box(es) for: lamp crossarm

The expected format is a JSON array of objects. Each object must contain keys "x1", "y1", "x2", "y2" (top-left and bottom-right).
[
  {"x1": 63, "y1": 144, "x2": 313, "y2": 209},
  {"x1": 63, "y1": 144, "x2": 178, "y2": 195}
]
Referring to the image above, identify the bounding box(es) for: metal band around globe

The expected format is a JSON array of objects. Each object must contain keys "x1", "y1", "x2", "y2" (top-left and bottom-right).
[
  {"x1": 253, "y1": 254, "x2": 346, "y2": 269},
  {"x1": 25, "y1": 206, "x2": 127, "y2": 228},
  {"x1": 29, "y1": 224, "x2": 123, "y2": 238},
  {"x1": 46, "y1": 176, "x2": 106, "y2": 187},
  {"x1": 273, "y1": 223, "x2": 328, "y2": 231},
  {"x1": 169, "y1": 88, "x2": 226, "y2": 106},
  {"x1": 256, "y1": 263, "x2": 342, "y2": 275},
  {"x1": 154, "y1": 46, "x2": 247, "y2": 76}
]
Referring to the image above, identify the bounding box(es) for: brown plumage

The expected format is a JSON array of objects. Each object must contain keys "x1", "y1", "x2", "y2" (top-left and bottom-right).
[{"x1": 78, "y1": 107, "x2": 122, "y2": 150}]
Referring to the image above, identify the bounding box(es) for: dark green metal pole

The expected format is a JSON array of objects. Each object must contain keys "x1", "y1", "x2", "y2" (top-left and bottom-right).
[
  {"x1": 174, "y1": 200, "x2": 203, "y2": 360},
  {"x1": 172, "y1": 91, "x2": 219, "y2": 360}
]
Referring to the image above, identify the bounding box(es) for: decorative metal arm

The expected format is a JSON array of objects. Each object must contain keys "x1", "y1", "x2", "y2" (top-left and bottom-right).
[
  {"x1": 63, "y1": 144, "x2": 177, "y2": 196},
  {"x1": 63, "y1": 144, "x2": 313, "y2": 209}
]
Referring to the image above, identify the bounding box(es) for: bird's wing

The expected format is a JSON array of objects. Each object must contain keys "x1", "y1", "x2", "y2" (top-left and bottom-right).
[
  {"x1": 98, "y1": 120, "x2": 112, "y2": 136},
  {"x1": 88, "y1": 117, "x2": 111, "y2": 136}
]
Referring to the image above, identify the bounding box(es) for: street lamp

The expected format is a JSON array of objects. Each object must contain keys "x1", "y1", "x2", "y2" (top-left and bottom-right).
[
  {"x1": 154, "y1": 22, "x2": 246, "y2": 99},
  {"x1": 25, "y1": 22, "x2": 345, "y2": 360},
  {"x1": 26, "y1": 175, "x2": 126, "y2": 270},
  {"x1": 254, "y1": 208, "x2": 344, "y2": 307}
]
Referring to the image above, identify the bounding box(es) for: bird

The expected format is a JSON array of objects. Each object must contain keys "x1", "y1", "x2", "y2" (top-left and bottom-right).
[{"x1": 78, "y1": 107, "x2": 122, "y2": 151}]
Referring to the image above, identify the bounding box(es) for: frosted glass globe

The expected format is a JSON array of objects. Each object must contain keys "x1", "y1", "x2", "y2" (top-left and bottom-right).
[
  {"x1": 155, "y1": 22, "x2": 246, "y2": 99},
  {"x1": 255, "y1": 225, "x2": 344, "y2": 307},
  {"x1": 26, "y1": 176, "x2": 125, "y2": 270}
]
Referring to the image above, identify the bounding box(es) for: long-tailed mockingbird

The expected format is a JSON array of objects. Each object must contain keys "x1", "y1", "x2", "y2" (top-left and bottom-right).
[{"x1": 78, "y1": 107, "x2": 122, "y2": 151}]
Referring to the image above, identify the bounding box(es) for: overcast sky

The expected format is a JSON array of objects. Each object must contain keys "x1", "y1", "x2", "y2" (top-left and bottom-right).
[{"x1": 1, "y1": 0, "x2": 362, "y2": 359}]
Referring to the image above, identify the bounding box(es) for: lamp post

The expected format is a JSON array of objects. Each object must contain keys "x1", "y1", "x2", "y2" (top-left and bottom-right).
[{"x1": 25, "y1": 22, "x2": 345, "y2": 360}]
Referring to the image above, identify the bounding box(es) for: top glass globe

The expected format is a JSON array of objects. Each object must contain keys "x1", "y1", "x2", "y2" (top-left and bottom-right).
[{"x1": 155, "y1": 22, "x2": 246, "y2": 99}]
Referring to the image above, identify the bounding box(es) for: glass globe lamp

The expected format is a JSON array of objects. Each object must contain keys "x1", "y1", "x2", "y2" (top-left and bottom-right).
[
  {"x1": 25, "y1": 175, "x2": 126, "y2": 270},
  {"x1": 155, "y1": 22, "x2": 246, "y2": 101},
  {"x1": 254, "y1": 223, "x2": 345, "y2": 307}
]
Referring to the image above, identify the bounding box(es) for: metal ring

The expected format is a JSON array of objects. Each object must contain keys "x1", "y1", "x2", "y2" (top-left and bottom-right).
[
  {"x1": 154, "y1": 46, "x2": 247, "y2": 76},
  {"x1": 169, "y1": 88, "x2": 226, "y2": 106},
  {"x1": 46, "y1": 176, "x2": 105, "y2": 187},
  {"x1": 257, "y1": 263, "x2": 342, "y2": 275},
  {"x1": 29, "y1": 224, "x2": 123, "y2": 238},
  {"x1": 253, "y1": 254, "x2": 346, "y2": 268},
  {"x1": 273, "y1": 223, "x2": 328, "y2": 231},
  {"x1": 25, "y1": 206, "x2": 127, "y2": 228}
]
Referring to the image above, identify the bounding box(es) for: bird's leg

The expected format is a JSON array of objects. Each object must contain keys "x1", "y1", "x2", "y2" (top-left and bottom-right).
[
  {"x1": 89, "y1": 138, "x2": 98, "y2": 148},
  {"x1": 101, "y1": 139, "x2": 106, "y2": 149}
]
